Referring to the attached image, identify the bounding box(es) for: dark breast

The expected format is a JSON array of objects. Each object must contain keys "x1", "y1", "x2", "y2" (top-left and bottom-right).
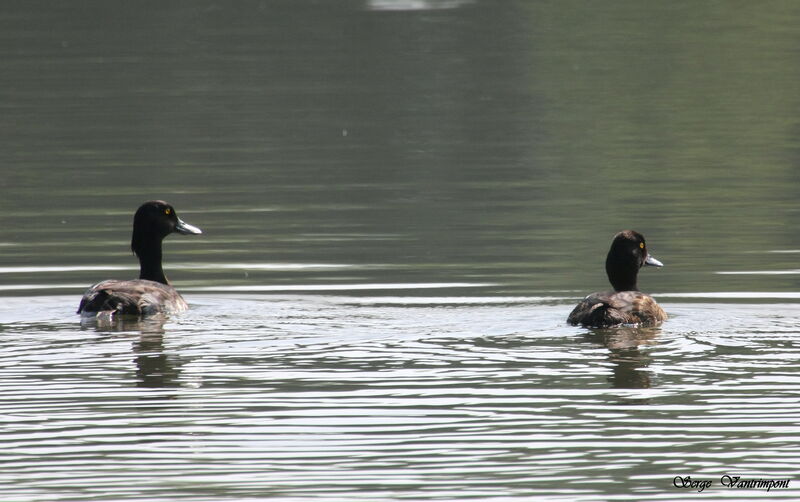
[
  {"x1": 567, "y1": 291, "x2": 667, "y2": 327},
  {"x1": 77, "y1": 279, "x2": 189, "y2": 316}
]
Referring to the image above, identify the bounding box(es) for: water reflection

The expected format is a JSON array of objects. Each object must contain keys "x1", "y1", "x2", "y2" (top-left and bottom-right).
[
  {"x1": 366, "y1": 0, "x2": 475, "y2": 11},
  {"x1": 4, "y1": 0, "x2": 800, "y2": 499},
  {"x1": 2, "y1": 296, "x2": 800, "y2": 500},
  {"x1": 81, "y1": 315, "x2": 181, "y2": 389},
  {"x1": 133, "y1": 333, "x2": 181, "y2": 390},
  {"x1": 582, "y1": 326, "x2": 660, "y2": 390}
]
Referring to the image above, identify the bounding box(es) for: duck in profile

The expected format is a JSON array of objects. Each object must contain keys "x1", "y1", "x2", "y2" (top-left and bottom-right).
[
  {"x1": 567, "y1": 230, "x2": 667, "y2": 327},
  {"x1": 77, "y1": 200, "x2": 202, "y2": 317}
]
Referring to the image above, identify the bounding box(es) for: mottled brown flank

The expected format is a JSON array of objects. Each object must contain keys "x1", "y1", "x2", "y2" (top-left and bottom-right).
[
  {"x1": 77, "y1": 279, "x2": 189, "y2": 316},
  {"x1": 567, "y1": 291, "x2": 667, "y2": 327}
]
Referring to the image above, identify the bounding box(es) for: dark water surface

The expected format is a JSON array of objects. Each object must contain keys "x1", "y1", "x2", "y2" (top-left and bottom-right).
[{"x1": 2, "y1": 1, "x2": 800, "y2": 500}]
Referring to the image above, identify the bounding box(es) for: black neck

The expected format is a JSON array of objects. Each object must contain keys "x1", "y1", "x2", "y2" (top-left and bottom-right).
[
  {"x1": 606, "y1": 254, "x2": 640, "y2": 292},
  {"x1": 135, "y1": 238, "x2": 169, "y2": 284}
]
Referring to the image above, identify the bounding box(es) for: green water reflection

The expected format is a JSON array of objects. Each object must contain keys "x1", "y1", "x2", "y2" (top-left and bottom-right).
[{"x1": 2, "y1": 1, "x2": 800, "y2": 297}]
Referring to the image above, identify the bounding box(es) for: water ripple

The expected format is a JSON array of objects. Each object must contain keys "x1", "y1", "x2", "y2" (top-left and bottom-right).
[{"x1": 0, "y1": 296, "x2": 799, "y2": 499}]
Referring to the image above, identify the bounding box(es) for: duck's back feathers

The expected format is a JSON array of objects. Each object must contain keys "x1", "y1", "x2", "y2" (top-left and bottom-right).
[
  {"x1": 77, "y1": 279, "x2": 189, "y2": 316},
  {"x1": 567, "y1": 290, "x2": 667, "y2": 327}
]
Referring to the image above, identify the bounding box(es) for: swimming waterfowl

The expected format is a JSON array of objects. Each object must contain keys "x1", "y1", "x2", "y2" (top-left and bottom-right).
[
  {"x1": 567, "y1": 230, "x2": 667, "y2": 327},
  {"x1": 77, "y1": 200, "x2": 202, "y2": 316}
]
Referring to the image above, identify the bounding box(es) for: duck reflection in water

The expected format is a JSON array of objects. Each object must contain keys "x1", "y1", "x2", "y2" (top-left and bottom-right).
[
  {"x1": 81, "y1": 315, "x2": 182, "y2": 390},
  {"x1": 583, "y1": 326, "x2": 661, "y2": 390}
]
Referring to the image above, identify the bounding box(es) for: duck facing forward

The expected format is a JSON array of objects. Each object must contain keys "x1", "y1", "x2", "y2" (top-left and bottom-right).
[
  {"x1": 567, "y1": 230, "x2": 667, "y2": 327},
  {"x1": 77, "y1": 200, "x2": 202, "y2": 317}
]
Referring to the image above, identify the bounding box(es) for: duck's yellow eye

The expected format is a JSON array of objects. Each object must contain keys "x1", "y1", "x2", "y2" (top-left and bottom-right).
[
  {"x1": 639, "y1": 242, "x2": 644, "y2": 249},
  {"x1": 165, "y1": 208, "x2": 171, "y2": 215}
]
